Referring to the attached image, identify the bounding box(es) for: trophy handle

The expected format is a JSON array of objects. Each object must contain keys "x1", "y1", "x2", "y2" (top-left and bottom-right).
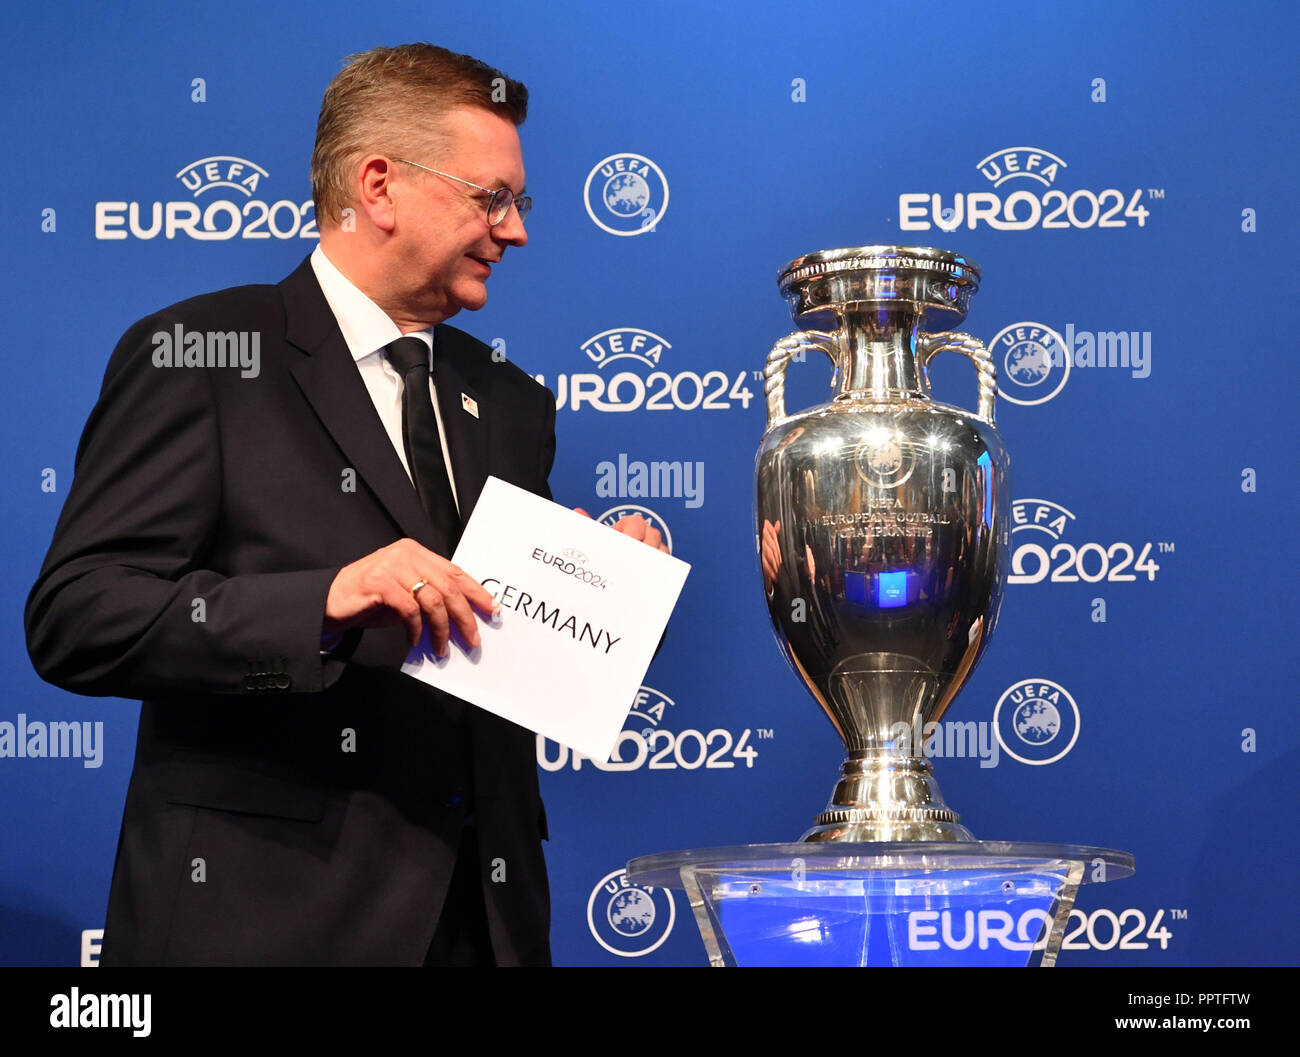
[
  {"x1": 764, "y1": 330, "x2": 839, "y2": 427},
  {"x1": 917, "y1": 331, "x2": 998, "y2": 425}
]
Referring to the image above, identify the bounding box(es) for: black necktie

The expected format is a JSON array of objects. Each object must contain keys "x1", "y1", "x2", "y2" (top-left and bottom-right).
[
  {"x1": 388, "y1": 337, "x2": 476, "y2": 818},
  {"x1": 385, "y1": 336, "x2": 462, "y2": 556}
]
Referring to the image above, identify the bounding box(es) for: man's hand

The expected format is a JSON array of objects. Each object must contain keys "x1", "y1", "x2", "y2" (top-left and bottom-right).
[
  {"x1": 324, "y1": 539, "x2": 497, "y2": 657},
  {"x1": 574, "y1": 509, "x2": 671, "y2": 553}
]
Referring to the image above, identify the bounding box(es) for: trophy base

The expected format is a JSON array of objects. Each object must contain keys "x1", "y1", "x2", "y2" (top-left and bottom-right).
[
  {"x1": 803, "y1": 752, "x2": 974, "y2": 842},
  {"x1": 802, "y1": 811, "x2": 974, "y2": 843}
]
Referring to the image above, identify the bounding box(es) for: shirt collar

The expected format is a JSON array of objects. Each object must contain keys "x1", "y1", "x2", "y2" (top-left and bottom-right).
[{"x1": 310, "y1": 244, "x2": 433, "y2": 360}]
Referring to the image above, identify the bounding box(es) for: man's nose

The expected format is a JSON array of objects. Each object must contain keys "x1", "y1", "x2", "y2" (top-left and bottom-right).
[{"x1": 494, "y1": 201, "x2": 528, "y2": 247}]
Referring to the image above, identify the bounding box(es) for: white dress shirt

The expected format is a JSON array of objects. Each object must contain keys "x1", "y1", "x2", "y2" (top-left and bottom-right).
[{"x1": 309, "y1": 244, "x2": 459, "y2": 511}]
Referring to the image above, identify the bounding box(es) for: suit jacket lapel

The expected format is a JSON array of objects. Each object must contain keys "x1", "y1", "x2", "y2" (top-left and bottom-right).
[
  {"x1": 279, "y1": 256, "x2": 439, "y2": 551},
  {"x1": 432, "y1": 323, "x2": 494, "y2": 530}
]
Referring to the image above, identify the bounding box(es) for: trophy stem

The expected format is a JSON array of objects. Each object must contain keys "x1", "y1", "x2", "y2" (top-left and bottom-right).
[{"x1": 801, "y1": 751, "x2": 974, "y2": 843}]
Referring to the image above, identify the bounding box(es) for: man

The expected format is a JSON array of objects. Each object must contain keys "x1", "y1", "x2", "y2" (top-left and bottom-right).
[{"x1": 25, "y1": 43, "x2": 664, "y2": 966}]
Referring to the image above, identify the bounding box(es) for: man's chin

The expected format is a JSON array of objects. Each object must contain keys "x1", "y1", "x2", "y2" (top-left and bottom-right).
[{"x1": 450, "y1": 284, "x2": 489, "y2": 314}]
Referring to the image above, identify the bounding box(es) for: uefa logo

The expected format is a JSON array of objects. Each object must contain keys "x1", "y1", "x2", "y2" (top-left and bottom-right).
[
  {"x1": 854, "y1": 429, "x2": 914, "y2": 489},
  {"x1": 587, "y1": 869, "x2": 676, "y2": 957},
  {"x1": 991, "y1": 322, "x2": 1070, "y2": 406},
  {"x1": 993, "y1": 678, "x2": 1080, "y2": 766},
  {"x1": 975, "y1": 147, "x2": 1067, "y2": 188},
  {"x1": 175, "y1": 156, "x2": 269, "y2": 197},
  {"x1": 596, "y1": 504, "x2": 673, "y2": 554},
  {"x1": 583, "y1": 153, "x2": 669, "y2": 236}
]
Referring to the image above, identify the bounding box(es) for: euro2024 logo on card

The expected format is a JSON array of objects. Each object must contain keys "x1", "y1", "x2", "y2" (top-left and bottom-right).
[
  {"x1": 584, "y1": 153, "x2": 669, "y2": 236},
  {"x1": 587, "y1": 868, "x2": 676, "y2": 957}
]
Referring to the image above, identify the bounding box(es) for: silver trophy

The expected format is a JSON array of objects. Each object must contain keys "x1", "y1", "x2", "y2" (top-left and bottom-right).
[{"x1": 757, "y1": 245, "x2": 1010, "y2": 842}]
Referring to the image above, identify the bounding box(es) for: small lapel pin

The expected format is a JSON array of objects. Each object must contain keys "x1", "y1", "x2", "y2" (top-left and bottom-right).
[{"x1": 461, "y1": 393, "x2": 480, "y2": 418}]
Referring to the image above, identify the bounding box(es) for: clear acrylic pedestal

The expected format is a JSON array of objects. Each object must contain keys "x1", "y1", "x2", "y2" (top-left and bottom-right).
[{"x1": 627, "y1": 842, "x2": 1134, "y2": 967}]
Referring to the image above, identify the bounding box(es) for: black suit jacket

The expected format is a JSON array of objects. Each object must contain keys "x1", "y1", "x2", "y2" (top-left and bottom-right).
[{"x1": 25, "y1": 256, "x2": 557, "y2": 965}]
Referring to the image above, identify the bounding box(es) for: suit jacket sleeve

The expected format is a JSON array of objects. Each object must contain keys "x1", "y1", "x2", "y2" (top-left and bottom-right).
[
  {"x1": 25, "y1": 311, "x2": 348, "y2": 700},
  {"x1": 537, "y1": 380, "x2": 557, "y2": 502}
]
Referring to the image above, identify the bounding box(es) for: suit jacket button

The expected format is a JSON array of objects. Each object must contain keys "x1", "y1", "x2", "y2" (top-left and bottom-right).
[
  {"x1": 276, "y1": 674, "x2": 291, "y2": 690},
  {"x1": 243, "y1": 675, "x2": 256, "y2": 691}
]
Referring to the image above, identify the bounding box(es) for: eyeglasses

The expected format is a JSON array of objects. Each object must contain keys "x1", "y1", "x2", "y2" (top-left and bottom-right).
[{"x1": 393, "y1": 158, "x2": 531, "y2": 226}]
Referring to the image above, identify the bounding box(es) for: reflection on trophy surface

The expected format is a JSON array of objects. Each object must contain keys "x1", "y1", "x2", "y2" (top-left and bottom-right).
[{"x1": 756, "y1": 246, "x2": 1011, "y2": 841}]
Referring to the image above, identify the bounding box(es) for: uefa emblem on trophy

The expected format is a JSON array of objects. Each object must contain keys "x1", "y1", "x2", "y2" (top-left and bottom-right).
[{"x1": 756, "y1": 245, "x2": 1010, "y2": 841}]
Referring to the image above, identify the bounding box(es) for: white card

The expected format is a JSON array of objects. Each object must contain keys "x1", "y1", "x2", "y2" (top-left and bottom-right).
[{"x1": 401, "y1": 476, "x2": 690, "y2": 761}]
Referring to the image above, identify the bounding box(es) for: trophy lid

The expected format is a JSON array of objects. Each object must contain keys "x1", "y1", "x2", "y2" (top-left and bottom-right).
[{"x1": 778, "y1": 245, "x2": 981, "y2": 330}]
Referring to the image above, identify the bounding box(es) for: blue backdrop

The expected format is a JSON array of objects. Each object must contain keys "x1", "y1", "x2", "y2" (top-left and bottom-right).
[{"x1": 2, "y1": 0, "x2": 1296, "y2": 966}]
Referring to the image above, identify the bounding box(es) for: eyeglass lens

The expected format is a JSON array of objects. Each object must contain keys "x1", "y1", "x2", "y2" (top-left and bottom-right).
[{"x1": 489, "y1": 189, "x2": 531, "y2": 225}]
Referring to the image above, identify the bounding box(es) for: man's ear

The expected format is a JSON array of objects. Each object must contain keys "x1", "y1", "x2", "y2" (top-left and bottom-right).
[{"x1": 354, "y1": 155, "x2": 399, "y2": 234}]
